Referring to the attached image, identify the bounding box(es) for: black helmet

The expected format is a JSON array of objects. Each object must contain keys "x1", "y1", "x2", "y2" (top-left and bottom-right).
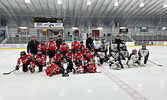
[
  {"x1": 142, "y1": 44, "x2": 146, "y2": 48},
  {"x1": 20, "y1": 51, "x2": 26, "y2": 58},
  {"x1": 41, "y1": 41, "x2": 45, "y2": 45},
  {"x1": 37, "y1": 50, "x2": 42, "y2": 56},
  {"x1": 80, "y1": 41, "x2": 83, "y2": 43}
]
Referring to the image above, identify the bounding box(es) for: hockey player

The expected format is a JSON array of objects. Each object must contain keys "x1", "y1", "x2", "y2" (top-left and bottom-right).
[
  {"x1": 65, "y1": 49, "x2": 75, "y2": 72},
  {"x1": 101, "y1": 39, "x2": 108, "y2": 56},
  {"x1": 120, "y1": 40, "x2": 126, "y2": 50},
  {"x1": 45, "y1": 61, "x2": 60, "y2": 77},
  {"x1": 127, "y1": 49, "x2": 140, "y2": 67},
  {"x1": 74, "y1": 49, "x2": 85, "y2": 73},
  {"x1": 37, "y1": 41, "x2": 47, "y2": 58},
  {"x1": 120, "y1": 46, "x2": 129, "y2": 60},
  {"x1": 32, "y1": 50, "x2": 46, "y2": 72},
  {"x1": 71, "y1": 38, "x2": 80, "y2": 53},
  {"x1": 46, "y1": 38, "x2": 57, "y2": 61},
  {"x1": 60, "y1": 40, "x2": 69, "y2": 57},
  {"x1": 109, "y1": 40, "x2": 117, "y2": 52},
  {"x1": 15, "y1": 51, "x2": 34, "y2": 72},
  {"x1": 138, "y1": 44, "x2": 149, "y2": 65},
  {"x1": 86, "y1": 59, "x2": 97, "y2": 73},
  {"x1": 97, "y1": 48, "x2": 107, "y2": 66},
  {"x1": 93, "y1": 37, "x2": 101, "y2": 56},
  {"x1": 108, "y1": 48, "x2": 123, "y2": 69},
  {"x1": 83, "y1": 48, "x2": 92, "y2": 65},
  {"x1": 80, "y1": 41, "x2": 86, "y2": 54},
  {"x1": 52, "y1": 50, "x2": 64, "y2": 73}
]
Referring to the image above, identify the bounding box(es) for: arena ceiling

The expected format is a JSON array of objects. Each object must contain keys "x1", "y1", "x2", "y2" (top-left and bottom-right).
[{"x1": 0, "y1": 0, "x2": 167, "y2": 27}]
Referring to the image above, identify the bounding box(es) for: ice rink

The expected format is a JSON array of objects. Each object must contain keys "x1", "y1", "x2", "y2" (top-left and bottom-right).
[{"x1": 0, "y1": 46, "x2": 167, "y2": 100}]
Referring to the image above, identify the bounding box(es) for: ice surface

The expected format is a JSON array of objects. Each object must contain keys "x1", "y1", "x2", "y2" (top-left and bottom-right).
[{"x1": 0, "y1": 46, "x2": 167, "y2": 100}]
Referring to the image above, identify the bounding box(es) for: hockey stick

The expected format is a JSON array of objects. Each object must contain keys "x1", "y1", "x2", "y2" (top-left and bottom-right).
[
  {"x1": 148, "y1": 60, "x2": 162, "y2": 67},
  {"x1": 3, "y1": 65, "x2": 22, "y2": 75}
]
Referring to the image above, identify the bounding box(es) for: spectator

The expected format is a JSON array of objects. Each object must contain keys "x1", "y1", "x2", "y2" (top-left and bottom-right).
[
  {"x1": 27, "y1": 36, "x2": 39, "y2": 55},
  {"x1": 115, "y1": 35, "x2": 122, "y2": 51},
  {"x1": 56, "y1": 35, "x2": 62, "y2": 49},
  {"x1": 86, "y1": 34, "x2": 93, "y2": 50}
]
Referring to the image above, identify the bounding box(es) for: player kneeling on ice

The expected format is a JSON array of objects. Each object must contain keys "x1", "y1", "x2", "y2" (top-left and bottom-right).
[
  {"x1": 52, "y1": 50, "x2": 65, "y2": 73},
  {"x1": 83, "y1": 48, "x2": 92, "y2": 66},
  {"x1": 15, "y1": 51, "x2": 34, "y2": 72},
  {"x1": 64, "y1": 49, "x2": 75, "y2": 72},
  {"x1": 45, "y1": 61, "x2": 60, "y2": 77},
  {"x1": 97, "y1": 48, "x2": 108, "y2": 67},
  {"x1": 74, "y1": 49, "x2": 85, "y2": 73},
  {"x1": 126, "y1": 49, "x2": 140, "y2": 67},
  {"x1": 138, "y1": 44, "x2": 149, "y2": 66},
  {"x1": 31, "y1": 50, "x2": 46, "y2": 72},
  {"x1": 87, "y1": 59, "x2": 97, "y2": 73},
  {"x1": 119, "y1": 46, "x2": 129, "y2": 67},
  {"x1": 108, "y1": 48, "x2": 123, "y2": 69}
]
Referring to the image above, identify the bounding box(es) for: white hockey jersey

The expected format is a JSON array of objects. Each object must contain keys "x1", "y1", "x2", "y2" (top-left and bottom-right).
[
  {"x1": 97, "y1": 51, "x2": 105, "y2": 58},
  {"x1": 110, "y1": 43, "x2": 117, "y2": 50},
  {"x1": 138, "y1": 49, "x2": 149, "y2": 58},
  {"x1": 120, "y1": 50, "x2": 129, "y2": 58},
  {"x1": 93, "y1": 40, "x2": 101, "y2": 49}
]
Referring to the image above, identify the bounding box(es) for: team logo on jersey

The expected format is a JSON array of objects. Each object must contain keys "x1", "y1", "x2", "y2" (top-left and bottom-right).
[
  {"x1": 36, "y1": 58, "x2": 42, "y2": 61},
  {"x1": 75, "y1": 44, "x2": 79, "y2": 46},
  {"x1": 50, "y1": 44, "x2": 55, "y2": 47},
  {"x1": 142, "y1": 50, "x2": 145, "y2": 54},
  {"x1": 22, "y1": 59, "x2": 28, "y2": 63},
  {"x1": 96, "y1": 42, "x2": 99, "y2": 44}
]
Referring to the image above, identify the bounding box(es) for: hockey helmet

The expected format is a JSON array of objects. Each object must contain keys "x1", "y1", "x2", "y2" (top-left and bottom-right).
[
  {"x1": 37, "y1": 50, "x2": 42, "y2": 56},
  {"x1": 56, "y1": 50, "x2": 61, "y2": 54},
  {"x1": 77, "y1": 49, "x2": 81, "y2": 54},
  {"x1": 20, "y1": 51, "x2": 26, "y2": 58}
]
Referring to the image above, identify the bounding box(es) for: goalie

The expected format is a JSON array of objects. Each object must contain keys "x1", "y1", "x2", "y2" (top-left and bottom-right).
[{"x1": 138, "y1": 44, "x2": 149, "y2": 65}]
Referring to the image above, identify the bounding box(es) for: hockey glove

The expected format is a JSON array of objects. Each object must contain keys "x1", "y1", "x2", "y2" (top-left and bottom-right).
[{"x1": 15, "y1": 65, "x2": 19, "y2": 70}]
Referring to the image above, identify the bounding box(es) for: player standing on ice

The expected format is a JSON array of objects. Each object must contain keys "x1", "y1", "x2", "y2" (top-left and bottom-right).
[
  {"x1": 93, "y1": 37, "x2": 101, "y2": 56},
  {"x1": 138, "y1": 44, "x2": 149, "y2": 65},
  {"x1": 71, "y1": 38, "x2": 80, "y2": 53},
  {"x1": 56, "y1": 35, "x2": 62, "y2": 49},
  {"x1": 15, "y1": 51, "x2": 34, "y2": 72},
  {"x1": 101, "y1": 39, "x2": 108, "y2": 56},
  {"x1": 86, "y1": 34, "x2": 93, "y2": 50},
  {"x1": 115, "y1": 35, "x2": 122, "y2": 51},
  {"x1": 65, "y1": 49, "x2": 75, "y2": 72},
  {"x1": 126, "y1": 49, "x2": 140, "y2": 67},
  {"x1": 46, "y1": 38, "x2": 57, "y2": 61},
  {"x1": 108, "y1": 48, "x2": 123, "y2": 69},
  {"x1": 60, "y1": 40, "x2": 69, "y2": 57},
  {"x1": 109, "y1": 40, "x2": 117, "y2": 52},
  {"x1": 80, "y1": 41, "x2": 86, "y2": 54},
  {"x1": 27, "y1": 36, "x2": 39, "y2": 55},
  {"x1": 37, "y1": 41, "x2": 47, "y2": 58},
  {"x1": 83, "y1": 48, "x2": 92, "y2": 66},
  {"x1": 32, "y1": 50, "x2": 46, "y2": 72},
  {"x1": 45, "y1": 61, "x2": 60, "y2": 77},
  {"x1": 52, "y1": 50, "x2": 64, "y2": 73}
]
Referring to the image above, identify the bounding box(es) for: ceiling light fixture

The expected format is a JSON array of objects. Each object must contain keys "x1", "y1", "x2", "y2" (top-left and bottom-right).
[
  {"x1": 72, "y1": 27, "x2": 78, "y2": 30},
  {"x1": 20, "y1": 27, "x2": 28, "y2": 29},
  {"x1": 114, "y1": 0, "x2": 119, "y2": 7},
  {"x1": 163, "y1": 3, "x2": 167, "y2": 8},
  {"x1": 97, "y1": 27, "x2": 103, "y2": 30},
  {"x1": 87, "y1": 0, "x2": 91, "y2": 6},
  {"x1": 57, "y1": 0, "x2": 62, "y2": 5},
  {"x1": 140, "y1": 2, "x2": 144, "y2": 7},
  {"x1": 25, "y1": 0, "x2": 30, "y2": 3}
]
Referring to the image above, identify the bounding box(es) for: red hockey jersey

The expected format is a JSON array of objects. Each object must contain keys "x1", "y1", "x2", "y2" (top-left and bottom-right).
[
  {"x1": 52, "y1": 54, "x2": 63, "y2": 62},
  {"x1": 80, "y1": 45, "x2": 86, "y2": 54},
  {"x1": 17, "y1": 54, "x2": 31, "y2": 66},
  {"x1": 34, "y1": 54, "x2": 46, "y2": 65},
  {"x1": 65, "y1": 53, "x2": 75, "y2": 60},
  {"x1": 71, "y1": 41, "x2": 80, "y2": 51},
  {"x1": 74, "y1": 53, "x2": 82, "y2": 61},
  {"x1": 87, "y1": 61, "x2": 96, "y2": 73},
  {"x1": 84, "y1": 51, "x2": 92, "y2": 60},
  {"x1": 37, "y1": 44, "x2": 46, "y2": 52},
  {"x1": 46, "y1": 41, "x2": 57, "y2": 51},
  {"x1": 60, "y1": 43, "x2": 69, "y2": 52},
  {"x1": 45, "y1": 63, "x2": 60, "y2": 77}
]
